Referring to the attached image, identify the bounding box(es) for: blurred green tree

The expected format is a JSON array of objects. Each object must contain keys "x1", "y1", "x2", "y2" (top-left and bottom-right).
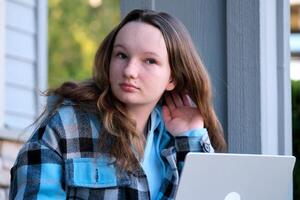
[
  {"x1": 293, "y1": 80, "x2": 300, "y2": 200},
  {"x1": 48, "y1": 0, "x2": 120, "y2": 87}
]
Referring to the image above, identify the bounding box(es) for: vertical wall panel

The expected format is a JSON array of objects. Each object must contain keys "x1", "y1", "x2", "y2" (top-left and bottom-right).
[
  {"x1": 260, "y1": 0, "x2": 278, "y2": 154},
  {"x1": 276, "y1": 0, "x2": 292, "y2": 156},
  {"x1": 227, "y1": 0, "x2": 261, "y2": 153},
  {"x1": 36, "y1": 0, "x2": 48, "y2": 114},
  {"x1": 120, "y1": 0, "x2": 153, "y2": 17}
]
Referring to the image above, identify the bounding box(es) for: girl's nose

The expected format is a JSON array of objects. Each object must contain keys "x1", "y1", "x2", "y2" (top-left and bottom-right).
[{"x1": 123, "y1": 59, "x2": 138, "y2": 79}]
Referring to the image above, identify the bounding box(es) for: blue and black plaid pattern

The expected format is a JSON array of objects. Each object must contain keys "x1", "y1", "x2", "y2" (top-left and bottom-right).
[{"x1": 9, "y1": 102, "x2": 214, "y2": 200}]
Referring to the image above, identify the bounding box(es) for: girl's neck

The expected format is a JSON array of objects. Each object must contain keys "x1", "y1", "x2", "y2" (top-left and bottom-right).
[{"x1": 127, "y1": 105, "x2": 154, "y2": 136}]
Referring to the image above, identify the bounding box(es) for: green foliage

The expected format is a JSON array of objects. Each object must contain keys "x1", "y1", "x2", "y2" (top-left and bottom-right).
[
  {"x1": 293, "y1": 80, "x2": 300, "y2": 199},
  {"x1": 48, "y1": 0, "x2": 120, "y2": 88}
]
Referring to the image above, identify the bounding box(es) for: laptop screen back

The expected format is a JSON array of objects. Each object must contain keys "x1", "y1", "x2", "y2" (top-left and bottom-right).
[{"x1": 175, "y1": 153, "x2": 295, "y2": 200}]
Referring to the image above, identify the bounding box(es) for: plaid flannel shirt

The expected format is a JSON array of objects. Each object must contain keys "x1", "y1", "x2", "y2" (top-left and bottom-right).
[{"x1": 9, "y1": 101, "x2": 214, "y2": 200}]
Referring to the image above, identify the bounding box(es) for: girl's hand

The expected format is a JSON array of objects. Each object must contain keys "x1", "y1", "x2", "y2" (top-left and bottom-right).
[{"x1": 162, "y1": 92, "x2": 204, "y2": 137}]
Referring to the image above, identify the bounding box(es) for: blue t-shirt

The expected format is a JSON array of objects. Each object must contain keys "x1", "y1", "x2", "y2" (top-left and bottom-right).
[{"x1": 142, "y1": 127, "x2": 162, "y2": 200}]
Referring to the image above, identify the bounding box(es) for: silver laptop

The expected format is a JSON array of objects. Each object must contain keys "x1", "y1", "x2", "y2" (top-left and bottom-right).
[{"x1": 175, "y1": 153, "x2": 296, "y2": 200}]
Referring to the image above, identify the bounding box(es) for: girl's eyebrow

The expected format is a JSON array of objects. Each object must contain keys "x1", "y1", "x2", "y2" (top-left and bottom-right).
[{"x1": 143, "y1": 51, "x2": 160, "y2": 58}]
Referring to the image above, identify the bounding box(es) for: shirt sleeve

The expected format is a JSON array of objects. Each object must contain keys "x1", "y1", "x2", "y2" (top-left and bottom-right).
[
  {"x1": 174, "y1": 128, "x2": 214, "y2": 174},
  {"x1": 9, "y1": 133, "x2": 66, "y2": 200}
]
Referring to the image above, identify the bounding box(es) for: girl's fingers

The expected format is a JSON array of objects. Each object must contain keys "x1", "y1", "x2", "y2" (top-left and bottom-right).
[
  {"x1": 181, "y1": 91, "x2": 197, "y2": 107},
  {"x1": 171, "y1": 92, "x2": 183, "y2": 107},
  {"x1": 182, "y1": 93, "x2": 191, "y2": 106},
  {"x1": 166, "y1": 91, "x2": 196, "y2": 110},
  {"x1": 165, "y1": 93, "x2": 176, "y2": 111}
]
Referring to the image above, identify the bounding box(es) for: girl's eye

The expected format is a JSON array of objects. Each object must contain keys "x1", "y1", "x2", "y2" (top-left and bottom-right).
[
  {"x1": 145, "y1": 58, "x2": 156, "y2": 65},
  {"x1": 116, "y1": 52, "x2": 127, "y2": 59}
]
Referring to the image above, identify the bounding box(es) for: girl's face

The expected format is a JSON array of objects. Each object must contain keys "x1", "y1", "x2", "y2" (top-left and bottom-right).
[{"x1": 109, "y1": 21, "x2": 175, "y2": 110}]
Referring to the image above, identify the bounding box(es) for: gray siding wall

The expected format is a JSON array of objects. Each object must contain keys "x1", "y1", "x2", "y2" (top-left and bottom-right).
[
  {"x1": 0, "y1": 0, "x2": 5, "y2": 128},
  {"x1": 4, "y1": 0, "x2": 37, "y2": 131},
  {"x1": 2, "y1": 0, "x2": 47, "y2": 136},
  {"x1": 0, "y1": 0, "x2": 48, "y2": 139},
  {"x1": 226, "y1": 0, "x2": 262, "y2": 153}
]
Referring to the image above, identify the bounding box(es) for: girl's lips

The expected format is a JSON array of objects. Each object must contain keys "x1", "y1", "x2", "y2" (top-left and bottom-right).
[{"x1": 119, "y1": 83, "x2": 139, "y2": 92}]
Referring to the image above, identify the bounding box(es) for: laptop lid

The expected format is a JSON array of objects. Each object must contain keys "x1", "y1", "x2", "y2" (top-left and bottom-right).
[{"x1": 175, "y1": 153, "x2": 296, "y2": 200}]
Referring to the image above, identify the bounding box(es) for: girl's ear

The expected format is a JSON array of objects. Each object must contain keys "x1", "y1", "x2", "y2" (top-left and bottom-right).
[{"x1": 165, "y1": 78, "x2": 176, "y2": 91}]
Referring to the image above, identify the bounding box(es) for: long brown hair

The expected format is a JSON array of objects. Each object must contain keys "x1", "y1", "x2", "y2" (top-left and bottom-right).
[{"x1": 45, "y1": 9, "x2": 227, "y2": 171}]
